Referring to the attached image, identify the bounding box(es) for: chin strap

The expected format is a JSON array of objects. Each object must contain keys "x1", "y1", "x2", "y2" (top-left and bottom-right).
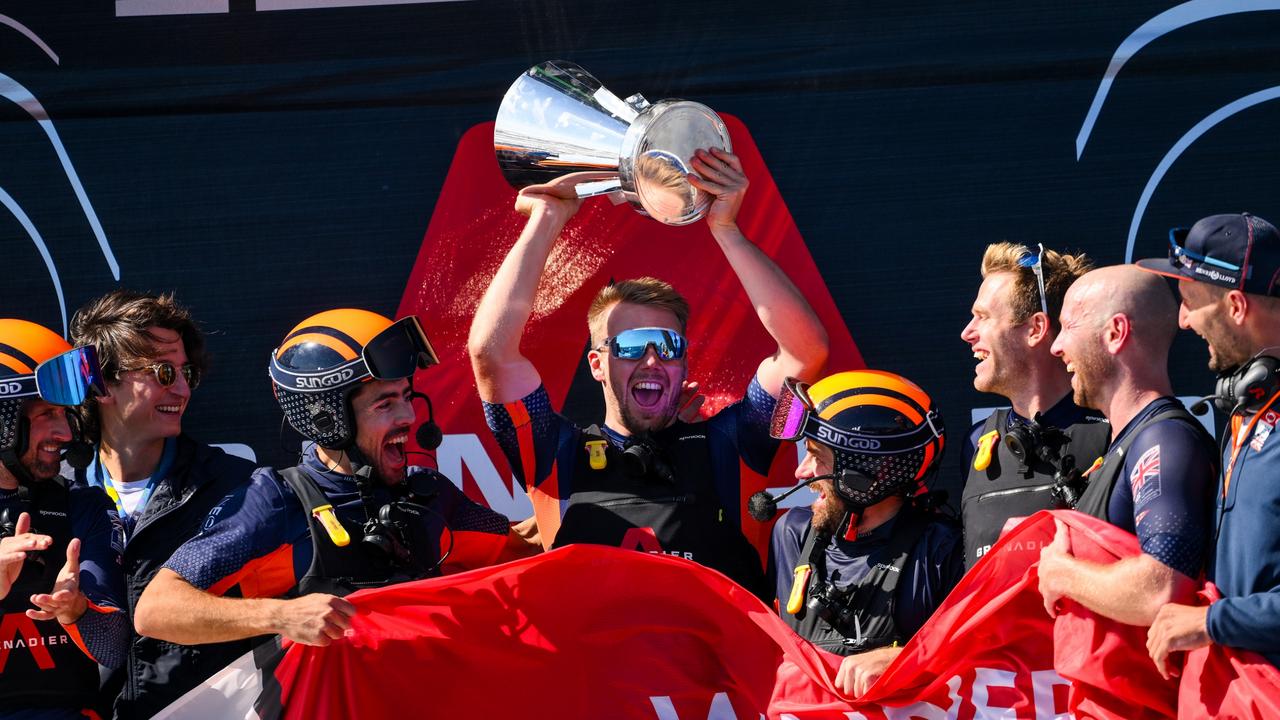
[{"x1": 841, "y1": 510, "x2": 861, "y2": 542}]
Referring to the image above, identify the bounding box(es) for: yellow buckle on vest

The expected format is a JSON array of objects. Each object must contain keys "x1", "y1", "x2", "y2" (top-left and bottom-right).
[
  {"x1": 786, "y1": 564, "x2": 812, "y2": 615},
  {"x1": 585, "y1": 439, "x2": 608, "y2": 470},
  {"x1": 973, "y1": 429, "x2": 1000, "y2": 471},
  {"x1": 311, "y1": 504, "x2": 350, "y2": 547}
]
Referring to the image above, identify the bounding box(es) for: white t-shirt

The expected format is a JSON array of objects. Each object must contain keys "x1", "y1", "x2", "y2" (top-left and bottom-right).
[{"x1": 112, "y1": 476, "x2": 153, "y2": 518}]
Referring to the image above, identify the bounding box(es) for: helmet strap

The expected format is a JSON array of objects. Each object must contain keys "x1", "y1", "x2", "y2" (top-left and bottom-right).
[
  {"x1": 0, "y1": 413, "x2": 36, "y2": 487},
  {"x1": 841, "y1": 509, "x2": 861, "y2": 542}
]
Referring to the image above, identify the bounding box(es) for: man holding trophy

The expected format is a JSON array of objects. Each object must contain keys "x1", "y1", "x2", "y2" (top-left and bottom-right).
[{"x1": 469, "y1": 131, "x2": 828, "y2": 597}]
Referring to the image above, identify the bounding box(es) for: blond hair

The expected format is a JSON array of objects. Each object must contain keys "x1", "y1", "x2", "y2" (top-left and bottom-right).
[
  {"x1": 981, "y1": 243, "x2": 1093, "y2": 329},
  {"x1": 587, "y1": 277, "x2": 690, "y2": 344}
]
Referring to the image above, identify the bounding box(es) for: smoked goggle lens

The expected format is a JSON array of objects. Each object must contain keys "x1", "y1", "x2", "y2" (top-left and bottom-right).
[
  {"x1": 604, "y1": 327, "x2": 687, "y2": 361},
  {"x1": 35, "y1": 346, "x2": 106, "y2": 405},
  {"x1": 769, "y1": 378, "x2": 813, "y2": 442},
  {"x1": 362, "y1": 316, "x2": 439, "y2": 380}
]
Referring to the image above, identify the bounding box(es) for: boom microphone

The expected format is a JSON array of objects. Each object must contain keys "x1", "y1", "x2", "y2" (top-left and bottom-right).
[{"x1": 747, "y1": 473, "x2": 837, "y2": 521}]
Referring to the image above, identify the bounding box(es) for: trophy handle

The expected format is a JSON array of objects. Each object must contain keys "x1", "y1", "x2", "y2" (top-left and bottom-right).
[{"x1": 574, "y1": 178, "x2": 624, "y2": 198}]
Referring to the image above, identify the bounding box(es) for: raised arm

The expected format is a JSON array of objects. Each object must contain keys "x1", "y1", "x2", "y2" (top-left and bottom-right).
[
  {"x1": 468, "y1": 173, "x2": 608, "y2": 404},
  {"x1": 689, "y1": 149, "x2": 828, "y2": 397}
]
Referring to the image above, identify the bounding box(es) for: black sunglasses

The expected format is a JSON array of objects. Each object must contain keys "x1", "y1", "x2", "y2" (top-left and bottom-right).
[{"x1": 119, "y1": 361, "x2": 201, "y2": 390}]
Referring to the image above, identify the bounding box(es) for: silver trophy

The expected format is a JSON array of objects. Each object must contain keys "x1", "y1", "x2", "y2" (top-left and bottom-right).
[{"x1": 494, "y1": 60, "x2": 732, "y2": 226}]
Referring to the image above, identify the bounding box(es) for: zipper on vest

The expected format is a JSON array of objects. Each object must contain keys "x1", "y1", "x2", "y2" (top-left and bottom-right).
[
  {"x1": 975, "y1": 483, "x2": 1056, "y2": 501},
  {"x1": 596, "y1": 494, "x2": 696, "y2": 508}
]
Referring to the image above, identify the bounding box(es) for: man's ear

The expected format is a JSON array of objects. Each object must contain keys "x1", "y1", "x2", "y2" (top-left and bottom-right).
[
  {"x1": 1025, "y1": 312, "x2": 1052, "y2": 348},
  {"x1": 1103, "y1": 313, "x2": 1131, "y2": 354},
  {"x1": 587, "y1": 350, "x2": 606, "y2": 383},
  {"x1": 1225, "y1": 289, "x2": 1250, "y2": 326}
]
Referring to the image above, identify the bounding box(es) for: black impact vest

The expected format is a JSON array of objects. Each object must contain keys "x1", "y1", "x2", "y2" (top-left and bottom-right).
[
  {"x1": 962, "y1": 410, "x2": 1110, "y2": 568},
  {"x1": 552, "y1": 422, "x2": 768, "y2": 599},
  {"x1": 280, "y1": 467, "x2": 439, "y2": 598},
  {"x1": 782, "y1": 509, "x2": 932, "y2": 656},
  {"x1": 1074, "y1": 404, "x2": 1209, "y2": 522},
  {"x1": 0, "y1": 480, "x2": 101, "y2": 711}
]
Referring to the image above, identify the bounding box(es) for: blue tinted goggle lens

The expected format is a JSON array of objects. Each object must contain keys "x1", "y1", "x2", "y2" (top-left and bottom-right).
[
  {"x1": 607, "y1": 328, "x2": 687, "y2": 360},
  {"x1": 35, "y1": 346, "x2": 105, "y2": 406}
]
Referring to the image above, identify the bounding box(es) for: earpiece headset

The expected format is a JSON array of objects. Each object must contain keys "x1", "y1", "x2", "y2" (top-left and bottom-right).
[{"x1": 1190, "y1": 351, "x2": 1280, "y2": 416}]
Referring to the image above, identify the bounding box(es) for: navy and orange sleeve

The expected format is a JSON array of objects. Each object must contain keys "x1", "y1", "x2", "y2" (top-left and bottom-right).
[
  {"x1": 483, "y1": 385, "x2": 579, "y2": 549},
  {"x1": 162, "y1": 469, "x2": 299, "y2": 599},
  {"x1": 68, "y1": 484, "x2": 127, "y2": 669}
]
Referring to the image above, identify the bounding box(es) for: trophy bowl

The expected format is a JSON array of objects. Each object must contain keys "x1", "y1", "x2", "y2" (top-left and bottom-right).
[{"x1": 494, "y1": 60, "x2": 732, "y2": 226}]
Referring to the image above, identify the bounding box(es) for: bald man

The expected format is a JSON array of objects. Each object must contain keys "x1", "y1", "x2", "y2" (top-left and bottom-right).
[{"x1": 1036, "y1": 266, "x2": 1218, "y2": 625}]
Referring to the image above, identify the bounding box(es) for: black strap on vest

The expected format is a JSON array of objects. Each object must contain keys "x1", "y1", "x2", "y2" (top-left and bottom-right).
[
  {"x1": 786, "y1": 508, "x2": 932, "y2": 656},
  {"x1": 555, "y1": 423, "x2": 769, "y2": 599},
  {"x1": 0, "y1": 479, "x2": 101, "y2": 708},
  {"x1": 279, "y1": 467, "x2": 429, "y2": 597},
  {"x1": 962, "y1": 409, "x2": 1110, "y2": 568},
  {"x1": 1074, "y1": 404, "x2": 1205, "y2": 521}
]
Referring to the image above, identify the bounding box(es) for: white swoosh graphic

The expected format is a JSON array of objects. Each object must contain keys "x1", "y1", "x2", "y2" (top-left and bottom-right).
[
  {"x1": 1076, "y1": 0, "x2": 1280, "y2": 160},
  {"x1": 0, "y1": 187, "x2": 69, "y2": 336}
]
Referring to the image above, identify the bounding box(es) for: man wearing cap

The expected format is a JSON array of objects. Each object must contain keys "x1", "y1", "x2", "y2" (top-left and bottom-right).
[
  {"x1": 68, "y1": 290, "x2": 259, "y2": 720},
  {"x1": 1037, "y1": 265, "x2": 1218, "y2": 625},
  {"x1": 135, "y1": 309, "x2": 532, "y2": 661},
  {"x1": 959, "y1": 242, "x2": 1108, "y2": 569},
  {"x1": 0, "y1": 319, "x2": 126, "y2": 718},
  {"x1": 468, "y1": 150, "x2": 828, "y2": 598},
  {"x1": 1140, "y1": 213, "x2": 1280, "y2": 674},
  {"x1": 767, "y1": 370, "x2": 960, "y2": 698}
]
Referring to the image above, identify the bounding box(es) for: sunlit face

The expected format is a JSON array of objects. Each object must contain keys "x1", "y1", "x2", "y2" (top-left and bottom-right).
[
  {"x1": 350, "y1": 378, "x2": 416, "y2": 485},
  {"x1": 796, "y1": 439, "x2": 844, "y2": 535},
  {"x1": 960, "y1": 273, "x2": 1031, "y2": 398},
  {"x1": 1050, "y1": 286, "x2": 1108, "y2": 410},
  {"x1": 1178, "y1": 280, "x2": 1250, "y2": 372},
  {"x1": 588, "y1": 302, "x2": 688, "y2": 435},
  {"x1": 99, "y1": 327, "x2": 191, "y2": 447},
  {"x1": 20, "y1": 399, "x2": 71, "y2": 481}
]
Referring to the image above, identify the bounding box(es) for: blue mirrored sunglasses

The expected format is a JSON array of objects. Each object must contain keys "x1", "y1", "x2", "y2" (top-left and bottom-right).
[
  {"x1": 35, "y1": 346, "x2": 106, "y2": 406},
  {"x1": 599, "y1": 327, "x2": 687, "y2": 361},
  {"x1": 1018, "y1": 243, "x2": 1049, "y2": 316},
  {"x1": 1167, "y1": 228, "x2": 1242, "y2": 272}
]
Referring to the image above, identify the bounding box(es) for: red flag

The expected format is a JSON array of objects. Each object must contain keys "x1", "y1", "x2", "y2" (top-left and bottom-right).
[{"x1": 160, "y1": 511, "x2": 1280, "y2": 719}]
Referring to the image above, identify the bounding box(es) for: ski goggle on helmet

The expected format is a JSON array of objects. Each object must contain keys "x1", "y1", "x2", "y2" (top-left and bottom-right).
[
  {"x1": 270, "y1": 313, "x2": 438, "y2": 394},
  {"x1": 0, "y1": 319, "x2": 105, "y2": 406},
  {"x1": 770, "y1": 370, "x2": 946, "y2": 504},
  {"x1": 0, "y1": 319, "x2": 104, "y2": 455},
  {"x1": 270, "y1": 310, "x2": 439, "y2": 449}
]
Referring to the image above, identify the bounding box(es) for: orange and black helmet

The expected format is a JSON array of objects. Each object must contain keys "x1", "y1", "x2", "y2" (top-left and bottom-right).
[
  {"x1": 770, "y1": 370, "x2": 945, "y2": 507},
  {"x1": 0, "y1": 319, "x2": 104, "y2": 463},
  {"x1": 269, "y1": 309, "x2": 438, "y2": 449}
]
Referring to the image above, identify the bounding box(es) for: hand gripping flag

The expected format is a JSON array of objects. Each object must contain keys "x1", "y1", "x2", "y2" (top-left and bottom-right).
[{"x1": 156, "y1": 511, "x2": 1280, "y2": 719}]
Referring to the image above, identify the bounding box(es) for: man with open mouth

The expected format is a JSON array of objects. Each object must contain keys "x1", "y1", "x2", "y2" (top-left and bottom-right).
[
  {"x1": 469, "y1": 147, "x2": 828, "y2": 598},
  {"x1": 958, "y1": 242, "x2": 1109, "y2": 570},
  {"x1": 1038, "y1": 266, "x2": 1218, "y2": 630},
  {"x1": 0, "y1": 319, "x2": 126, "y2": 719},
  {"x1": 134, "y1": 308, "x2": 536, "y2": 683}
]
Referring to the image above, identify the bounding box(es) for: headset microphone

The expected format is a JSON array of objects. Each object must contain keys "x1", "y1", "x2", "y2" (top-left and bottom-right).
[
  {"x1": 1189, "y1": 394, "x2": 1217, "y2": 417},
  {"x1": 747, "y1": 473, "x2": 837, "y2": 521},
  {"x1": 408, "y1": 390, "x2": 443, "y2": 451}
]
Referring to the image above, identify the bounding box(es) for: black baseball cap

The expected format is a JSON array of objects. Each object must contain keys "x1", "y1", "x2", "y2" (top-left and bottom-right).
[{"x1": 1136, "y1": 213, "x2": 1280, "y2": 297}]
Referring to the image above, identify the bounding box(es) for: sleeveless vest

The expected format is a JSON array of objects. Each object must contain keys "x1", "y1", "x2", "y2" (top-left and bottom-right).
[
  {"x1": 553, "y1": 422, "x2": 767, "y2": 599},
  {"x1": 0, "y1": 480, "x2": 101, "y2": 710},
  {"x1": 962, "y1": 410, "x2": 1110, "y2": 567},
  {"x1": 280, "y1": 467, "x2": 439, "y2": 597},
  {"x1": 782, "y1": 509, "x2": 933, "y2": 656}
]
